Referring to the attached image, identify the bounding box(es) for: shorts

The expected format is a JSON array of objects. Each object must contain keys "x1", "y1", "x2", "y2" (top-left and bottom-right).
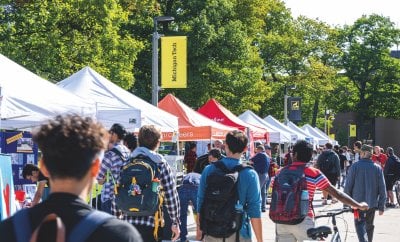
[{"x1": 385, "y1": 176, "x2": 395, "y2": 191}]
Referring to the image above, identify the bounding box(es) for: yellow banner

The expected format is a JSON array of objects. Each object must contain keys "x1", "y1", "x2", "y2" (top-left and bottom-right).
[
  {"x1": 349, "y1": 124, "x2": 357, "y2": 137},
  {"x1": 329, "y1": 134, "x2": 335, "y2": 140},
  {"x1": 161, "y1": 36, "x2": 187, "y2": 88}
]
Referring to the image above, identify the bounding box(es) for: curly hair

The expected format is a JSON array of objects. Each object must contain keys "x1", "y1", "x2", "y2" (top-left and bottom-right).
[{"x1": 33, "y1": 114, "x2": 107, "y2": 180}]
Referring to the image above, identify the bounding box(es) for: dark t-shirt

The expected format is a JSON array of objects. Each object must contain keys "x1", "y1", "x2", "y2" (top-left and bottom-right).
[
  {"x1": 38, "y1": 171, "x2": 50, "y2": 188},
  {"x1": 339, "y1": 154, "x2": 347, "y2": 170},
  {"x1": 0, "y1": 193, "x2": 142, "y2": 242}
]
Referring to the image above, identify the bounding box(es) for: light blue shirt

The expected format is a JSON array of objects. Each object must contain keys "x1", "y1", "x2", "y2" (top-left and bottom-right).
[{"x1": 198, "y1": 157, "x2": 261, "y2": 239}]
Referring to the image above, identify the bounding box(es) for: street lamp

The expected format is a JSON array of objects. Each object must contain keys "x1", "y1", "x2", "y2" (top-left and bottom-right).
[
  {"x1": 152, "y1": 16, "x2": 175, "y2": 106},
  {"x1": 284, "y1": 85, "x2": 296, "y2": 124}
]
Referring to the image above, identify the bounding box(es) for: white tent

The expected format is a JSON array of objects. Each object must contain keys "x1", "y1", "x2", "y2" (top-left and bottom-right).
[
  {"x1": 57, "y1": 67, "x2": 178, "y2": 132},
  {"x1": 287, "y1": 121, "x2": 320, "y2": 147},
  {"x1": 264, "y1": 115, "x2": 307, "y2": 143},
  {"x1": 301, "y1": 124, "x2": 336, "y2": 145},
  {"x1": 0, "y1": 54, "x2": 95, "y2": 130},
  {"x1": 238, "y1": 110, "x2": 291, "y2": 143}
]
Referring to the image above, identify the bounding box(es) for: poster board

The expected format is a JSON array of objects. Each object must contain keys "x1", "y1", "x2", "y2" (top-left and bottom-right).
[
  {"x1": 0, "y1": 154, "x2": 16, "y2": 220},
  {"x1": 1, "y1": 131, "x2": 39, "y2": 190}
]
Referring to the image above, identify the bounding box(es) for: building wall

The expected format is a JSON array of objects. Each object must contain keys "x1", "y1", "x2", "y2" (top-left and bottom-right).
[{"x1": 375, "y1": 117, "x2": 400, "y2": 154}]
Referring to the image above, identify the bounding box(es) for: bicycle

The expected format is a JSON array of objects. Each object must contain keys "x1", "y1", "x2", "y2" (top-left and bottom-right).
[{"x1": 307, "y1": 207, "x2": 353, "y2": 242}]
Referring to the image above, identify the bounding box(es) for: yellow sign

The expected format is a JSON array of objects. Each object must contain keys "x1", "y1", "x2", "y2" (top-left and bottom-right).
[
  {"x1": 291, "y1": 101, "x2": 300, "y2": 110},
  {"x1": 329, "y1": 134, "x2": 335, "y2": 140},
  {"x1": 349, "y1": 124, "x2": 357, "y2": 137},
  {"x1": 161, "y1": 36, "x2": 187, "y2": 88},
  {"x1": 6, "y1": 132, "x2": 23, "y2": 144}
]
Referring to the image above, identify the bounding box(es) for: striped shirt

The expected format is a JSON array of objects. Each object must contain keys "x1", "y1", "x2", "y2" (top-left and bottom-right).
[
  {"x1": 274, "y1": 162, "x2": 331, "y2": 217},
  {"x1": 97, "y1": 143, "x2": 130, "y2": 203}
]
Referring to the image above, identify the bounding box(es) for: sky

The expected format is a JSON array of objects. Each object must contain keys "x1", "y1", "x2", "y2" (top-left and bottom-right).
[{"x1": 283, "y1": 0, "x2": 400, "y2": 27}]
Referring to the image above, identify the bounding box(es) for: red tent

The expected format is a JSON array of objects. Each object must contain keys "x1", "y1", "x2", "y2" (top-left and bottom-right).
[
  {"x1": 158, "y1": 94, "x2": 235, "y2": 141},
  {"x1": 198, "y1": 99, "x2": 269, "y2": 141}
]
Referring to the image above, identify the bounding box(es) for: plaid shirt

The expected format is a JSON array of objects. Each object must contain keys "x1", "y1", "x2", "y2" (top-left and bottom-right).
[
  {"x1": 111, "y1": 152, "x2": 181, "y2": 227},
  {"x1": 97, "y1": 142, "x2": 130, "y2": 203}
]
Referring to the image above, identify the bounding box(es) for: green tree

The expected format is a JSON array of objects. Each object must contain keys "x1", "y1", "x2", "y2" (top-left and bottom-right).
[
  {"x1": 0, "y1": 0, "x2": 143, "y2": 88},
  {"x1": 338, "y1": 14, "x2": 400, "y2": 139}
]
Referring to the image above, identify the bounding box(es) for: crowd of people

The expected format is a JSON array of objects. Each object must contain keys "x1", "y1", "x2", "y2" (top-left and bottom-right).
[{"x1": 1, "y1": 114, "x2": 399, "y2": 242}]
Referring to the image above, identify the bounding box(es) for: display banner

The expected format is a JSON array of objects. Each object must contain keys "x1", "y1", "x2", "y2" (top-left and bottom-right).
[
  {"x1": 161, "y1": 36, "x2": 187, "y2": 88},
  {"x1": 0, "y1": 154, "x2": 16, "y2": 220},
  {"x1": 288, "y1": 97, "x2": 302, "y2": 122},
  {"x1": 349, "y1": 124, "x2": 357, "y2": 137}
]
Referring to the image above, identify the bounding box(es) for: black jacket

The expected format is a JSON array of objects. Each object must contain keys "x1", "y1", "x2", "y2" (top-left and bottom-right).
[{"x1": 0, "y1": 193, "x2": 142, "y2": 242}]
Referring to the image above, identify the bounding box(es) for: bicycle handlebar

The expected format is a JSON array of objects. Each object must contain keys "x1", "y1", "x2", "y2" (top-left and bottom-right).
[{"x1": 314, "y1": 207, "x2": 353, "y2": 219}]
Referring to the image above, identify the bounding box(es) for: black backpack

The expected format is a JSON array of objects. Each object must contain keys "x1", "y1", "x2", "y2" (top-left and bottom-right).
[
  {"x1": 115, "y1": 155, "x2": 163, "y2": 217},
  {"x1": 200, "y1": 161, "x2": 252, "y2": 240},
  {"x1": 269, "y1": 164, "x2": 308, "y2": 225},
  {"x1": 318, "y1": 153, "x2": 336, "y2": 174}
]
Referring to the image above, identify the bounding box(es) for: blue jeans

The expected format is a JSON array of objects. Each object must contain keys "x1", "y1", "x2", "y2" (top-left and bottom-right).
[
  {"x1": 258, "y1": 173, "x2": 269, "y2": 210},
  {"x1": 178, "y1": 184, "x2": 198, "y2": 242},
  {"x1": 354, "y1": 208, "x2": 375, "y2": 242}
]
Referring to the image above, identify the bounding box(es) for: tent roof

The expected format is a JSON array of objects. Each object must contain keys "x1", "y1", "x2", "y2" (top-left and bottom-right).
[
  {"x1": 301, "y1": 124, "x2": 336, "y2": 145},
  {"x1": 0, "y1": 54, "x2": 95, "y2": 130},
  {"x1": 238, "y1": 110, "x2": 291, "y2": 143},
  {"x1": 264, "y1": 115, "x2": 307, "y2": 143},
  {"x1": 197, "y1": 99, "x2": 268, "y2": 139},
  {"x1": 57, "y1": 67, "x2": 178, "y2": 132},
  {"x1": 287, "y1": 121, "x2": 320, "y2": 146},
  {"x1": 158, "y1": 94, "x2": 235, "y2": 141}
]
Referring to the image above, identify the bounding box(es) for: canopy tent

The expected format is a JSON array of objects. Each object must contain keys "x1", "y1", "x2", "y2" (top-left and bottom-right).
[
  {"x1": 287, "y1": 121, "x2": 320, "y2": 147},
  {"x1": 57, "y1": 67, "x2": 178, "y2": 133},
  {"x1": 264, "y1": 115, "x2": 307, "y2": 143},
  {"x1": 312, "y1": 125, "x2": 338, "y2": 145},
  {"x1": 301, "y1": 124, "x2": 336, "y2": 145},
  {"x1": 197, "y1": 99, "x2": 269, "y2": 141},
  {"x1": 158, "y1": 94, "x2": 235, "y2": 141},
  {"x1": 238, "y1": 110, "x2": 291, "y2": 143},
  {"x1": 0, "y1": 54, "x2": 95, "y2": 130}
]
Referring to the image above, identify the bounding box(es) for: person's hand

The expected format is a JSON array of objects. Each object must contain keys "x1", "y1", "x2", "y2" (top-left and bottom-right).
[
  {"x1": 356, "y1": 202, "x2": 369, "y2": 211},
  {"x1": 379, "y1": 210, "x2": 384, "y2": 215},
  {"x1": 171, "y1": 223, "x2": 180, "y2": 241}
]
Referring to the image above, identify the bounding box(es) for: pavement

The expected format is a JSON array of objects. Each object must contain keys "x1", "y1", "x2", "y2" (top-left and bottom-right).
[{"x1": 184, "y1": 189, "x2": 400, "y2": 242}]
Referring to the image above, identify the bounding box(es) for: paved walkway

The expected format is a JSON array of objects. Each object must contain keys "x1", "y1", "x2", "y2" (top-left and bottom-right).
[{"x1": 184, "y1": 190, "x2": 399, "y2": 241}]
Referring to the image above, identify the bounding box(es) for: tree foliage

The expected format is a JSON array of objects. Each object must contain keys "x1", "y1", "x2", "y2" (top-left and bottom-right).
[{"x1": 0, "y1": 0, "x2": 143, "y2": 88}]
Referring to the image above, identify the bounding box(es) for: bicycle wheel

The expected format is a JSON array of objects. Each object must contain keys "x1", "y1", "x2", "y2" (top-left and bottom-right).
[{"x1": 395, "y1": 181, "x2": 400, "y2": 205}]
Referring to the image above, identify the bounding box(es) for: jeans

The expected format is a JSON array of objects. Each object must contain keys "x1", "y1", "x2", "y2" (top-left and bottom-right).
[
  {"x1": 178, "y1": 184, "x2": 198, "y2": 242},
  {"x1": 101, "y1": 199, "x2": 112, "y2": 215},
  {"x1": 354, "y1": 208, "x2": 376, "y2": 242},
  {"x1": 258, "y1": 173, "x2": 269, "y2": 210}
]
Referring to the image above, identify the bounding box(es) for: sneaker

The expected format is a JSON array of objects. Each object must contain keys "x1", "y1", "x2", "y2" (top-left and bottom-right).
[{"x1": 261, "y1": 208, "x2": 266, "y2": 212}]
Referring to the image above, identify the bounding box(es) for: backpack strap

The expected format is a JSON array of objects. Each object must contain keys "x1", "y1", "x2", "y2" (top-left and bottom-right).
[
  {"x1": 67, "y1": 210, "x2": 113, "y2": 242},
  {"x1": 213, "y1": 160, "x2": 230, "y2": 173},
  {"x1": 13, "y1": 209, "x2": 32, "y2": 242}
]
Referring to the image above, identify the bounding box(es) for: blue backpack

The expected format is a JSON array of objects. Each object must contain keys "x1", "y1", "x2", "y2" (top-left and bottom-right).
[{"x1": 12, "y1": 208, "x2": 112, "y2": 242}]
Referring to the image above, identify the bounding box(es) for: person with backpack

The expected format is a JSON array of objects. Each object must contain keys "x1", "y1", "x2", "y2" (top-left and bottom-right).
[
  {"x1": 198, "y1": 130, "x2": 263, "y2": 242},
  {"x1": 270, "y1": 140, "x2": 368, "y2": 242},
  {"x1": 383, "y1": 147, "x2": 400, "y2": 208},
  {"x1": 97, "y1": 123, "x2": 130, "y2": 215},
  {"x1": 115, "y1": 125, "x2": 181, "y2": 242},
  {"x1": 316, "y1": 142, "x2": 341, "y2": 205},
  {"x1": 0, "y1": 114, "x2": 142, "y2": 242}
]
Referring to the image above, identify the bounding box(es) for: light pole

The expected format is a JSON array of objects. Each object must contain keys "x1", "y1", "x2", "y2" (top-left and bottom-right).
[
  {"x1": 284, "y1": 85, "x2": 296, "y2": 124},
  {"x1": 152, "y1": 16, "x2": 174, "y2": 106}
]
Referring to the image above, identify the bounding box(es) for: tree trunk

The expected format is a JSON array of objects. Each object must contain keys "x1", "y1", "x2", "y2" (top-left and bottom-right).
[{"x1": 311, "y1": 98, "x2": 319, "y2": 127}]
